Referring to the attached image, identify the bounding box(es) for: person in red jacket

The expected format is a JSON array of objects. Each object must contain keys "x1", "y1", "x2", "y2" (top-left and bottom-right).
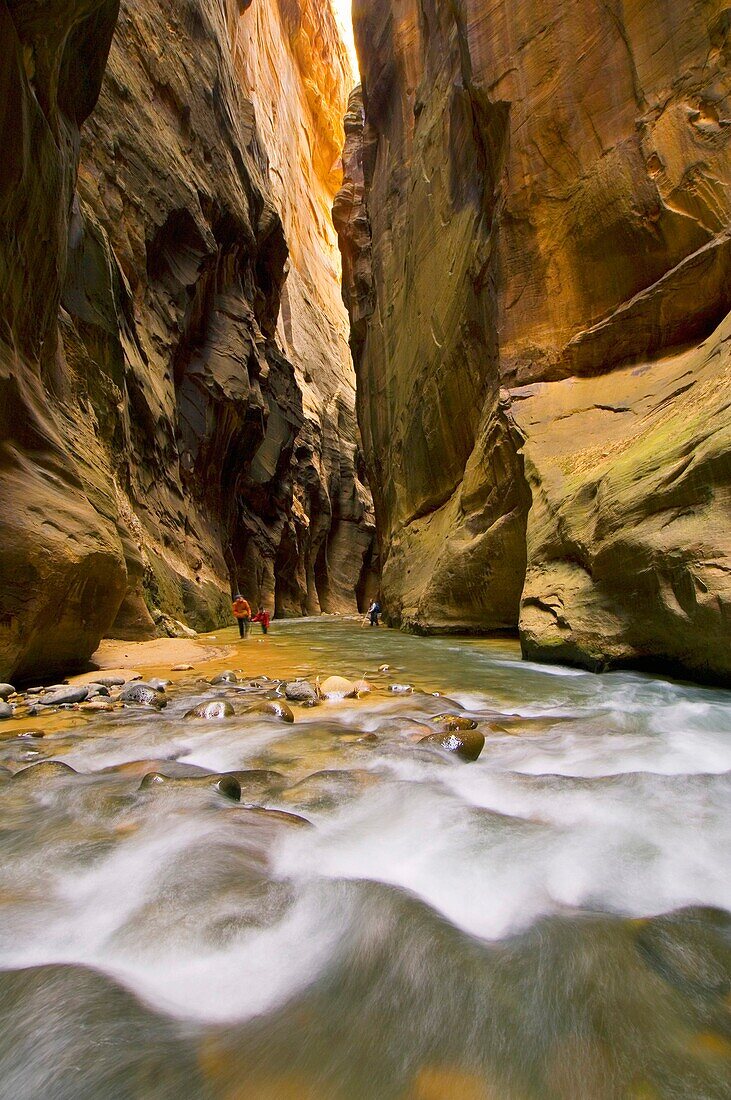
[
  {"x1": 232, "y1": 594, "x2": 251, "y2": 638},
  {"x1": 251, "y1": 606, "x2": 271, "y2": 634}
]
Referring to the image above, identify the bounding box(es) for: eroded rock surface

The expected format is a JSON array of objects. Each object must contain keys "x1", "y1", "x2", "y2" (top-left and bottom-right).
[
  {"x1": 0, "y1": 0, "x2": 374, "y2": 683},
  {"x1": 338, "y1": 0, "x2": 731, "y2": 682}
]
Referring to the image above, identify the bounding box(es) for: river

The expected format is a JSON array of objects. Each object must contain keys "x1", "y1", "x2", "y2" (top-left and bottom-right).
[{"x1": 0, "y1": 620, "x2": 729, "y2": 1098}]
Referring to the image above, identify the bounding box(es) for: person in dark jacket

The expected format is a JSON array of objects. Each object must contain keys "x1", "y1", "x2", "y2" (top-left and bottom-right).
[{"x1": 368, "y1": 601, "x2": 381, "y2": 626}]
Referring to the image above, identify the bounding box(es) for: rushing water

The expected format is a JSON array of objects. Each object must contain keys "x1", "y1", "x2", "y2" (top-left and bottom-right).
[{"x1": 0, "y1": 620, "x2": 730, "y2": 1099}]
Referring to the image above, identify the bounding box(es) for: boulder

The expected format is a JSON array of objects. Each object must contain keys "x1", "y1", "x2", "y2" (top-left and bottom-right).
[
  {"x1": 389, "y1": 684, "x2": 414, "y2": 695},
  {"x1": 319, "y1": 676, "x2": 358, "y2": 700},
  {"x1": 138, "y1": 772, "x2": 241, "y2": 801},
  {"x1": 209, "y1": 672, "x2": 238, "y2": 686},
  {"x1": 419, "y1": 730, "x2": 485, "y2": 763},
  {"x1": 431, "y1": 714, "x2": 479, "y2": 732},
  {"x1": 225, "y1": 770, "x2": 287, "y2": 804},
  {"x1": 0, "y1": 701, "x2": 13, "y2": 719},
  {"x1": 185, "y1": 700, "x2": 235, "y2": 720},
  {"x1": 284, "y1": 680, "x2": 319, "y2": 706},
  {"x1": 119, "y1": 683, "x2": 168, "y2": 708},
  {"x1": 0, "y1": 684, "x2": 16, "y2": 700},
  {"x1": 14, "y1": 761, "x2": 78, "y2": 783},
  {"x1": 248, "y1": 701, "x2": 295, "y2": 723},
  {"x1": 37, "y1": 686, "x2": 89, "y2": 707}
]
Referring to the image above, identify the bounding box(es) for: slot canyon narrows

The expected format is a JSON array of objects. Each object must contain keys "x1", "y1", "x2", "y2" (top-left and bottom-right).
[{"x1": 0, "y1": 3, "x2": 730, "y2": 1098}]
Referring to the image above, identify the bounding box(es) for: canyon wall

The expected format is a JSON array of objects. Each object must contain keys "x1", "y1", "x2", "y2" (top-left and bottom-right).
[
  {"x1": 0, "y1": 0, "x2": 373, "y2": 682},
  {"x1": 338, "y1": 0, "x2": 731, "y2": 682}
]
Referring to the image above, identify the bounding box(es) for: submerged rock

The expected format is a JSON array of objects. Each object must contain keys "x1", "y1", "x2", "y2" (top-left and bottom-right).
[
  {"x1": 319, "y1": 676, "x2": 357, "y2": 700},
  {"x1": 120, "y1": 683, "x2": 168, "y2": 708},
  {"x1": 431, "y1": 714, "x2": 479, "y2": 732},
  {"x1": 185, "y1": 700, "x2": 235, "y2": 720},
  {"x1": 389, "y1": 684, "x2": 414, "y2": 695},
  {"x1": 419, "y1": 730, "x2": 485, "y2": 762},
  {"x1": 13, "y1": 761, "x2": 78, "y2": 783},
  {"x1": 225, "y1": 770, "x2": 287, "y2": 805},
  {"x1": 138, "y1": 772, "x2": 241, "y2": 802},
  {"x1": 280, "y1": 769, "x2": 376, "y2": 809},
  {"x1": 171, "y1": 664, "x2": 194, "y2": 672},
  {"x1": 0, "y1": 701, "x2": 12, "y2": 720},
  {"x1": 248, "y1": 701, "x2": 295, "y2": 723}
]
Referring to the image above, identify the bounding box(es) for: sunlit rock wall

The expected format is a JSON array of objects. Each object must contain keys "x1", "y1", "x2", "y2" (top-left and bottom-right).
[
  {"x1": 339, "y1": 0, "x2": 731, "y2": 681},
  {"x1": 0, "y1": 0, "x2": 373, "y2": 682}
]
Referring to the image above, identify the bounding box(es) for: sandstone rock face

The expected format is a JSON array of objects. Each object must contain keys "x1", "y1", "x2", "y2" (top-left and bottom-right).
[
  {"x1": 0, "y1": 0, "x2": 373, "y2": 682},
  {"x1": 339, "y1": 0, "x2": 731, "y2": 682}
]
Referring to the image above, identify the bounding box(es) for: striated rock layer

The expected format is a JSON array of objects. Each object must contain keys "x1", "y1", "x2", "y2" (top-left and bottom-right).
[
  {"x1": 0, "y1": 0, "x2": 373, "y2": 682},
  {"x1": 337, "y1": 0, "x2": 731, "y2": 683}
]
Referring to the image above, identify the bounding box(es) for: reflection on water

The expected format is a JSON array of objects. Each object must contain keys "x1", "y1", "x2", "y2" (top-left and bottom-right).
[{"x1": 0, "y1": 620, "x2": 730, "y2": 1098}]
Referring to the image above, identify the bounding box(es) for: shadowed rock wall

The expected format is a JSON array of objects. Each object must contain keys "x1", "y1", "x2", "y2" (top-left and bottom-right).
[
  {"x1": 0, "y1": 0, "x2": 374, "y2": 682},
  {"x1": 338, "y1": 0, "x2": 731, "y2": 682}
]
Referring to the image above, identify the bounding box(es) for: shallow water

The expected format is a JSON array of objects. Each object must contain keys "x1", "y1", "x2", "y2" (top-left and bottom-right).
[{"x1": 1, "y1": 620, "x2": 730, "y2": 1098}]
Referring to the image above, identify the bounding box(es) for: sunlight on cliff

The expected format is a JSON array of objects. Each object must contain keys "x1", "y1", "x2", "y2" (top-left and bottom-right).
[{"x1": 332, "y1": 0, "x2": 359, "y2": 78}]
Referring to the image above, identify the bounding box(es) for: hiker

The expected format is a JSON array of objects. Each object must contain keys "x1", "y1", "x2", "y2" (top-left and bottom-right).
[
  {"x1": 252, "y1": 605, "x2": 271, "y2": 635},
  {"x1": 368, "y1": 600, "x2": 381, "y2": 627},
  {"x1": 232, "y1": 594, "x2": 251, "y2": 638}
]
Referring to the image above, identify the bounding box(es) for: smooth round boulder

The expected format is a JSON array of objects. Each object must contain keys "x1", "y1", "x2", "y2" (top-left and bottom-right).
[
  {"x1": 120, "y1": 683, "x2": 168, "y2": 708},
  {"x1": 248, "y1": 701, "x2": 295, "y2": 723},
  {"x1": 185, "y1": 700, "x2": 235, "y2": 720},
  {"x1": 431, "y1": 713, "x2": 479, "y2": 732},
  {"x1": 0, "y1": 701, "x2": 12, "y2": 720},
  {"x1": 419, "y1": 729, "x2": 485, "y2": 762},
  {"x1": 225, "y1": 769, "x2": 287, "y2": 804},
  {"x1": 171, "y1": 664, "x2": 194, "y2": 672},
  {"x1": 284, "y1": 681, "x2": 319, "y2": 706},
  {"x1": 14, "y1": 761, "x2": 78, "y2": 783},
  {"x1": 0, "y1": 684, "x2": 16, "y2": 700},
  {"x1": 38, "y1": 686, "x2": 89, "y2": 707},
  {"x1": 209, "y1": 671, "x2": 238, "y2": 686},
  {"x1": 319, "y1": 676, "x2": 357, "y2": 700},
  {"x1": 139, "y1": 772, "x2": 241, "y2": 801},
  {"x1": 389, "y1": 683, "x2": 414, "y2": 695}
]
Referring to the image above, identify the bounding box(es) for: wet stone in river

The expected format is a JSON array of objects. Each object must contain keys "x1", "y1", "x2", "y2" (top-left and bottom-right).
[
  {"x1": 185, "y1": 700, "x2": 235, "y2": 720},
  {"x1": 38, "y1": 686, "x2": 89, "y2": 706},
  {"x1": 120, "y1": 683, "x2": 168, "y2": 708},
  {"x1": 389, "y1": 683, "x2": 414, "y2": 694},
  {"x1": 319, "y1": 676, "x2": 357, "y2": 700},
  {"x1": 248, "y1": 701, "x2": 295, "y2": 723},
  {"x1": 284, "y1": 680, "x2": 319, "y2": 706},
  {"x1": 13, "y1": 761, "x2": 78, "y2": 783},
  {"x1": 0, "y1": 684, "x2": 16, "y2": 700},
  {"x1": 419, "y1": 729, "x2": 486, "y2": 762},
  {"x1": 225, "y1": 770, "x2": 287, "y2": 805},
  {"x1": 0, "y1": 701, "x2": 13, "y2": 719},
  {"x1": 138, "y1": 772, "x2": 242, "y2": 801},
  {"x1": 431, "y1": 713, "x2": 479, "y2": 732},
  {"x1": 209, "y1": 671, "x2": 238, "y2": 685}
]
